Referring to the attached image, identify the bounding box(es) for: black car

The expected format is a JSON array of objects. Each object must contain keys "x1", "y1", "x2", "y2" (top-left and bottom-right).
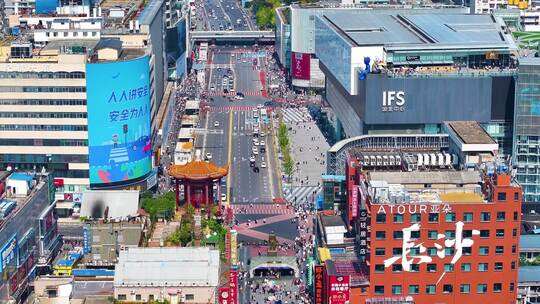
[
  {"x1": 223, "y1": 89, "x2": 229, "y2": 94},
  {"x1": 253, "y1": 167, "x2": 259, "y2": 173}
]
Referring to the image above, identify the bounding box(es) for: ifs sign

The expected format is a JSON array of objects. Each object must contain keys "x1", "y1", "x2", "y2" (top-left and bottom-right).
[{"x1": 382, "y1": 90, "x2": 405, "y2": 112}]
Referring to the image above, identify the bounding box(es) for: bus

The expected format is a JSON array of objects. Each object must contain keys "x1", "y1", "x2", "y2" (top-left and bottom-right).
[{"x1": 259, "y1": 108, "x2": 268, "y2": 124}]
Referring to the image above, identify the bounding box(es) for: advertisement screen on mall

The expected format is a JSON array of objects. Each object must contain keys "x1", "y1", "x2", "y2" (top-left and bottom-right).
[
  {"x1": 86, "y1": 56, "x2": 152, "y2": 185},
  {"x1": 291, "y1": 52, "x2": 310, "y2": 80}
]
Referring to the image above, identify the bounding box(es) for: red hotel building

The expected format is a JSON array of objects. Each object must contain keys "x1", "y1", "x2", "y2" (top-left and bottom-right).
[{"x1": 349, "y1": 171, "x2": 522, "y2": 304}]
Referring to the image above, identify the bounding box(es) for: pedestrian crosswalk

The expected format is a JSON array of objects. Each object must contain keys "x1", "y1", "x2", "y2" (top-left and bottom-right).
[
  {"x1": 209, "y1": 105, "x2": 271, "y2": 112},
  {"x1": 281, "y1": 107, "x2": 310, "y2": 124},
  {"x1": 231, "y1": 203, "x2": 295, "y2": 215},
  {"x1": 209, "y1": 63, "x2": 233, "y2": 69},
  {"x1": 109, "y1": 147, "x2": 129, "y2": 163},
  {"x1": 206, "y1": 90, "x2": 262, "y2": 96},
  {"x1": 284, "y1": 185, "x2": 321, "y2": 205}
]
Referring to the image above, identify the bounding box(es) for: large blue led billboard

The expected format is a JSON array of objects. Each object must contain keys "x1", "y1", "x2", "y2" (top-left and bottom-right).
[{"x1": 86, "y1": 56, "x2": 152, "y2": 185}]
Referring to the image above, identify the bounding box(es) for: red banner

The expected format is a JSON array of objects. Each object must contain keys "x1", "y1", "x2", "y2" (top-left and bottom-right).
[
  {"x1": 229, "y1": 271, "x2": 238, "y2": 304},
  {"x1": 219, "y1": 287, "x2": 230, "y2": 304},
  {"x1": 291, "y1": 52, "x2": 310, "y2": 80},
  {"x1": 225, "y1": 229, "x2": 231, "y2": 261},
  {"x1": 350, "y1": 186, "x2": 358, "y2": 219},
  {"x1": 314, "y1": 265, "x2": 324, "y2": 304},
  {"x1": 327, "y1": 275, "x2": 350, "y2": 304}
]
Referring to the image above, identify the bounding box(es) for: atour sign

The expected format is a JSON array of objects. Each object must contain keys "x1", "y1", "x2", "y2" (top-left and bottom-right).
[{"x1": 382, "y1": 90, "x2": 405, "y2": 112}]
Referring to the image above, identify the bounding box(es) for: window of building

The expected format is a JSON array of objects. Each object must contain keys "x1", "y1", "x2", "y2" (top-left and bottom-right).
[
  {"x1": 428, "y1": 230, "x2": 438, "y2": 240},
  {"x1": 428, "y1": 213, "x2": 439, "y2": 222},
  {"x1": 493, "y1": 283, "x2": 502, "y2": 293},
  {"x1": 376, "y1": 214, "x2": 386, "y2": 223},
  {"x1": 426, "y1": 285, "x2": 436, "y2": 294},
  {"x1": 460, "y1": 284, "x2": 470, "y2": 293},
  {"x1": 463, "y1": 230, "x2": 472, "y2": 238},
  {"x1": 374, "y1": 286, "x2": 384, "y2": 295},
  {"x1": 511, "y1": 261, "x2": 516, "y2": 270},
  {"x1": 63, "y1": 32, "x2": 68, "y2": 37},
  {"x1": 375, "y1": 248, "x2": 385, "y2": 256},
  {"x1": 410, "y1": 247, "x2": 420, "y2": 256},
  {"x1": 510, "y1": 282, "x2": 515, "y2": 292},
  {"x1": 512, "y1": 245, "x2": 517, "y2": 254},
  {"x1": 411, "y1": 230, "x2": 420, "y2": 239},
  {"x1": 463, "y1": 212, "x2": 473, "y2": 222},
  {"x1": 463, "y1": 247, "x2": 472, "y2": 255},
  {"x1": 497, "y1": 192, "x2": 507, "y2": 201},
  {"x1": 427, "y1": 264, "x2": 437, "y2": 272},
  {"x1": 393, "y1": 248, "x2": 402, "y2": 256},
  {"x1": 477, "y1": 284, "x2": 488, "y2": 294},
  {"x1": 480, "y1": 230, "x2": 490, "y2": 238},
  {"x1": 480, "y1": 212, "x2": 491, "y2": 222},
  {"x1": 409, "y1": 285, "x2": 419, "y2": 294},
  {"x1": 445, "y1": 212, "x2": 456, "y2": 222},
  {"x1": 495, "y1": 262, "x2": 503, "y2": 271},
  {"x1": 496, "y1": 212, "x2": 506, "y2": 221},
  {"x1": 411, "y1": 213, "x2": 421, "y2": 223},
  {"x1": 443, "y1": 284, "x2": 453, "y2": 294},
  {"x1": 185, "y1": 294, "x2": 194, "y2": 300},
  {"x1": 514, "y1": 192, "x2": 519, "y2": 201},
  {"x1": 117, "y1": 295, "x2": 127, "y2": 300},
  {"x1": 496, "y1": 229, "x2": 505, "y2": 238},
  {"x1": 375, "y1": 264, "x2": 385, "y2": 273},
  {"x1": 410, "y1": 264, "x2": 420, "y2": 272},
  {"x1": 392, "y1": 285, "x2": 402, "y2": 295},
  {"x1": 479, "y1": 246, "x2": 489, "y2": 255},
  {"x1": 393, "y1": 231, "x2": 403, "y2": 239},
  {"x1": 376, "y1": 231, "x2": 386, "y2": 240},
  {"x1": 394, "y1": 214, "x2": 403, "y2": 223},
  {"x1": 445, "y1": 230, "x2": 455, "y2": 238},
  {"x1": 514, "y1": 211, "x2": 518, "y2": 221},
  {"x1": 513, "y1": 228, "x2": 517, "y2": 237},
  {"x1": 148, "y1": 295, "x2": 154, "y2": 301},
  {"x1": 92, "y1": 31, "x2": 98, "y2": 37},
  {"x1": 461, "y1": 263, "x2": 471, "y2": 272},
  {"x1": 496, "y1": 246, "x2": 504, "y2": 254},
  {"x1": 445, "y1": 248, "x2": 455, "y2": 256},
  {"x1": 444, "y1": 264, "x2": 454, "y2": 272},
  {"x1": 392, "y1": 264, "x2": 402, "y2": 273},
  {"x1": 478, "y1": 263, "x2": 488, "y2": 272},
  {"x1": 135, "y1": 295, "x2": 142, "y2": 301},
  {"x1": 428, "y1": 247, "x2": 437, "y2": 256}
]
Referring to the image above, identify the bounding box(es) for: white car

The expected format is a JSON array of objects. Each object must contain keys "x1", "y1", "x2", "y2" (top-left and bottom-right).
[
  {"x1": 257, "y1": 104, "x2": 264, "y2": 109},
  {"x1": 260, "y1": 140, "x2": 265, "y2": 146},
  {"x1": 221, "y1": 193, "x2": 227, "y2": 202},
  {"x1": 214, "y1": 121, "x2": 220, "y2": 127},
  {"x1": 249, "y1": 156, "x2": 255, "y2": 163},
  {"x1": 261, "y1": 162, "x2": 267, "y2": 168},
  {"x1": 205, "y1": 152, "x2": 212, "y2": 160},
  {"x1": 210, "y1": 86, "x2": 215, "y2": 91},
  {"x1": 259, "y1": 132, "x2": 265, "y2": 137},
  {"x1": 253, "y1": 139, "x2": 259, "y2": 146},
  {"x1": 252, "y1": 147, "x2": 259, "y2": 155}
]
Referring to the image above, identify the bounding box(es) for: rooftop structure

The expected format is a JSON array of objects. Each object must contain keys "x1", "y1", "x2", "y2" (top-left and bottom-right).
[
  {"x1": 169, "y1": 161, "x2": 228, "y2": 180},
  {"x1": 446, "y1": 121, "x2": 497, "y2": 145},
  {"x1": 115, "y1": 247, "x2": 220, "y2": 286}
]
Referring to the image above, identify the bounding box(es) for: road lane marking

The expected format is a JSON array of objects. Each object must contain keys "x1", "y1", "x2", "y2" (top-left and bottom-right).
[{"x1": 226, "y1": 110, "x2": 233, "y2": 207}]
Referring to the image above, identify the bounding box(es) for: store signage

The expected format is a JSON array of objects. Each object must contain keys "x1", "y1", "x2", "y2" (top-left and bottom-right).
[
  {"x1": 314, "y1": 265, "x2": 324, "y2": 304},
  {"x1": 230, "y1": 230, "x2": 238, "y2": 266},
  {"x1": 225, "y1": 229, "x2": 231, "y2": 261},
  {"x1": 350, "y1": 186, "x2": 358, "y2": 218},
  {"x1": 406, "y1": 55, "x2": 420, "y2": 61},
  {"x1": 229, "y1": 271, "x2": 238, "y2": 304},
  {"x1": 382, "y1": 91, "x2": 405, "y2": 112},
  {"x1": 0, "y1": 235, "x2": 17, "y2": 272},
  {"x1": 82, "y1": 224, "x2": 91, "y2": 254},
  {"x1": 376, "y1": 203, "x2": 452, "y2": 215},
  {"x1": 358, "y1": 209, "x2": 370, "y2": 259},
  {"x1": 328, "y1": 275, "x2": 350, "y2": 304},
  {"x1": 219, "y1": 287, "x2": 230, "y2": 304},
  {"x1": 384, "y1": 222, "x2": 479, "y2": 283}
]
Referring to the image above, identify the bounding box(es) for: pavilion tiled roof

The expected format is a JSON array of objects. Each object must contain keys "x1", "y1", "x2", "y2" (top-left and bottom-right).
[{"x1": 169, "y1": 161, "x2": 228, "y2": 180}]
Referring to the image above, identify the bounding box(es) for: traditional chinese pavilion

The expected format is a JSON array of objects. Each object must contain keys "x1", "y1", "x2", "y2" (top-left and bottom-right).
[{"x1": 168, "y1": 160, "x2": 229, "y2": 210}]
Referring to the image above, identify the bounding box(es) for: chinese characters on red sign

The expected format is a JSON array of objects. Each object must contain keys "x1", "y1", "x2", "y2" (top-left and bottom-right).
[
  {"x1": 219, "y1": 287, "x2": 230, "y2": 304},
  {"x1": 229, "y1": 271, "x2": 238, "y2": 304},
  {"x1": 327, "y1": 275, "x2": 350, "y2": 304},
  {"x1": 314, "y1": 265, "x2": 324, "y2": 304}
]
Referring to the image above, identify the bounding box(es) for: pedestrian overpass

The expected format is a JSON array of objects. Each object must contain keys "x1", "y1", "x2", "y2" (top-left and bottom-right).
[{"x1": 190, "y1": 30, "x2": 275, "y2": 44}]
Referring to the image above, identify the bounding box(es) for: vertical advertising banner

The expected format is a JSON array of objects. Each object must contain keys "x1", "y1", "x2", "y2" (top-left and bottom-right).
[
  {"x1": 229, "y1": 271, "x2": 238, "y2": 304},
  {"x1": 358, "y1": 209, "x2": 370, "y2": 260},
  {"x1": 230, "y1": 230, "x2": 238, "y2": 266},
  {"x1": 350, "y1": 186, "x2": 358, "y2": 220},
  {"x1": 219, "y1": 287, "x2": 230, "y2": 304},
  {"x1": 86, "y1": 56, "x2": 152, "y2": 185},
  {"x1": 314, "y1": 265, "x2": 324, "y2": 304},
  {"x1": 291, "y1": 52, "x2": 311, "y2": 80},
  {"x1": 327, "y1": 275, "x2": 350, "y2": 304},
  {"x1": 225, "y1": 229, "x2": 231, "y2": 261},
  {"x1": 1, "y1": 235, "x2": 17, "y2": 273}
]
